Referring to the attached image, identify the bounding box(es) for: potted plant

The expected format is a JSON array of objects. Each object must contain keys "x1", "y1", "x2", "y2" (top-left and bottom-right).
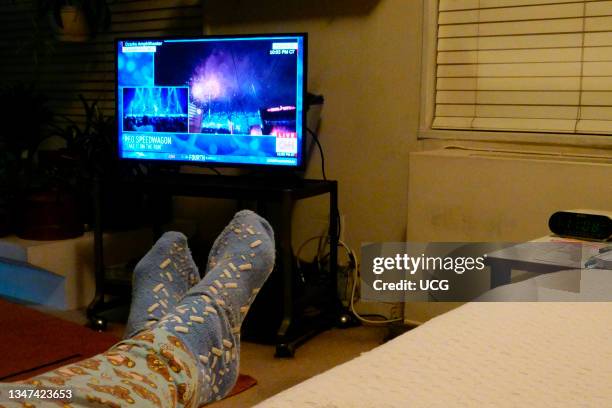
[
  {"x1": 35, "y1": 0, "x2": 111, "y2": 42},
  {"x1": 14, "y1": 95, "x2": 112, "y2": 240},
  {"x1": 18, "y1": 149, "x2": 85, "y2": 240},
  {"x1": 59, "y1": 95, "x2": 116, "y2": 179},
  {"x1": 55, "y1": 96, "x2": 161, "y2": 231}
]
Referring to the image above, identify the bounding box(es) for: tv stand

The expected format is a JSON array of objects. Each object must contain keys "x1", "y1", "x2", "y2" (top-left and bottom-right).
[{"x1": 87, "y1": 173, "x2": 340, "y2": 357}]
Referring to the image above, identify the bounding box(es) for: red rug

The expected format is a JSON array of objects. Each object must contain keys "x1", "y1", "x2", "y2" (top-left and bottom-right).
[
  {"x1": 0, "y1": 298, "x2": 256, "y2": 397},
  {"x1": 0, "y1": 298, "x2": 119, "y2": 381}
]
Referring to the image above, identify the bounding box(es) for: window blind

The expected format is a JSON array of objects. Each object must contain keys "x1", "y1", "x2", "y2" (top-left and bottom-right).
[{"x1": 433, "y1": 0, "x2": 612, "y2": 135}]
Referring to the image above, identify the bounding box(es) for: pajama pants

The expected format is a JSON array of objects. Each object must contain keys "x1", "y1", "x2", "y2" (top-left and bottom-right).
[{"x1": 0, "y1": 326, "x2": 213, "y2": 408}]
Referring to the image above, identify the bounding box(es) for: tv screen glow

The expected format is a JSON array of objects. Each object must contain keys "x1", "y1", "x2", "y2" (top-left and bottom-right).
[{"x1": 115, "y1": 34, "x2": 306, "y2": 168}]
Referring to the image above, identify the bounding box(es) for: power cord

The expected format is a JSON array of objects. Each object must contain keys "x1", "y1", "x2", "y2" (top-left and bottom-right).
[
  {"x1": 347, "y1": 246, "x2": 406, "y2": 325},
  {"x1": 336, "y1": 208, "x2": 342, "y2": 241},
  {"x1": 306, "y1": 127, "x2": 327, "y2": 181},
  {"x1": 305, "y1": 128, "x2": 341, "y2": 239},
  {"x1": 296, "y1": 235, "x2": 355, "y2": 300},
  {"x1": 295, "y1": 235, "x2": 327, "y2": 283},
  {"x1": 295, "y1": 234, "x2": 412, "y2": 326}
]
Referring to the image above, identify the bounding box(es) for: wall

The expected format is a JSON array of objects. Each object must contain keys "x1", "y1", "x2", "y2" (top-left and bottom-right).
[
  {"x1": 404, "y1": 149, "x2": 611, "y2": 323},
  {"x1": 200, "y1": 0, "x2": 423, "y2": 257},
  {"x1": 412, "y1": 0, "x2": 612, "y2": 244},
  {"x1": 202, "y1": 1, "x2": 612, "y2": 324},
  {"x1": 190, "y1": 0, "x2": 425, "y2": 317},
  {"x1": 407, "y1": 149, "x2": 612, "y2": 242}
]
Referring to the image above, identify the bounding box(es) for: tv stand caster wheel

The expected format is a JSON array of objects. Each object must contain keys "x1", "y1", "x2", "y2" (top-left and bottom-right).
[
  {"x1": 89, "y1": 316, "x2": 108, "y2": 332},
  {"x1": 275, "y1": 343, "x2": 294, "y2": 358}
]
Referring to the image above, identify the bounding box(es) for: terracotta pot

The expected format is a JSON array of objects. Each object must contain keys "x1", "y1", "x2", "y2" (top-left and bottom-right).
[
  {"x1": 17, "y1": 189, "x2": 84, "y2": 240},
  {"x1": 0, "y1": 207, "x2": 12, "y2": 237},
  {"x1": 49, "y1": 6, "x2": 90, "y2": 42}
]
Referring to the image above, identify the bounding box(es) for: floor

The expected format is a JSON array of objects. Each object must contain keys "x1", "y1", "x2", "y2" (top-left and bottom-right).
[
  {"x1": 41, "y1": 307, "x2": 388, "y2": 407},
  {"x1": 211, "y1": 325, "x2": 387, "y2": 407}
]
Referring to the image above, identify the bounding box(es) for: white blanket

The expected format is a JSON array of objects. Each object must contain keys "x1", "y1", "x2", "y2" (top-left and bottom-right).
[
  {"x1": 256, "y1": 300, "x2": 612, "y2": 407},
  {"x1": 478, "y1": 268, "x2": 612, "y2": 301}
]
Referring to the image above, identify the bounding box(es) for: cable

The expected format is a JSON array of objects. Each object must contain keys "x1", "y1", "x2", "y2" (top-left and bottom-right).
[
  {"x1": 305, "y1": 127, "x2": 339, "y2": 237},
  {"x1": 295, "y1": 235, "x2": 326, "y2": 283},
  {"x1": 336, "y1": 208, "x2": 342, "y2": 241},
  {"x1": 306, "y1": 127, "x2": 327, "y2": 181},
  {"x1": 347, "y1": 246, "x2": 404, "y2": 325},
  {"x1": 295, "y1": 234, "x2": 420, "y2": 326}
]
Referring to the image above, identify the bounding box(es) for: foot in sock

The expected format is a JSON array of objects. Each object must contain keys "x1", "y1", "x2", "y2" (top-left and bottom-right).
[
  {"x1": 159, "y1": 210, "x2": 275, "y2": 404},
  {"x1": 124, "y1": 231, "x2": 200, "y2": 338}
]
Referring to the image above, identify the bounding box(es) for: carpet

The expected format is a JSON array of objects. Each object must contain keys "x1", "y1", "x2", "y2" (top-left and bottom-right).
[
  {"x1": 226, "y1": 374, "x2": 257, "y2": 398},
  {"x1": 0, "y1": 298, "x2": 256, "y2": 398},
  {"x1": 0, "y1": 297, "x2": 119, "y2": 381}
]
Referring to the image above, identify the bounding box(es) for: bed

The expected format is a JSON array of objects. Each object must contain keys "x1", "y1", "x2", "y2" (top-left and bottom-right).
[{"x1": 256, "y1": 269, "x2": 612, "y2": 407}]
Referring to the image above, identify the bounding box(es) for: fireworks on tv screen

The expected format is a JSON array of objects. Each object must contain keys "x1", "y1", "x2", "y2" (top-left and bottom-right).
[{"x1": 116, "y1": 34, "x2": 306, "y2": 167}]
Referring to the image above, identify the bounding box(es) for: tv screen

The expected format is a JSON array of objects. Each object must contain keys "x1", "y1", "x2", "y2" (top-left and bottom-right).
[{"x1": 115, "y1": 33, "x2": 307, "y2": 168}]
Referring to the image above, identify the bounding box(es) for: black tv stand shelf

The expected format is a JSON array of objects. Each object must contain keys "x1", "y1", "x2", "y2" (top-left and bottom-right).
[{"x1": 87, "y1": 173, "x2": 339, "y2": 357}]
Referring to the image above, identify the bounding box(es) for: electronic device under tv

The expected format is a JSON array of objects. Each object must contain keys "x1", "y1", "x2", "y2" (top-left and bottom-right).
[{"x1": 115, "y1": 33, "x2": 307, "y2": 169}]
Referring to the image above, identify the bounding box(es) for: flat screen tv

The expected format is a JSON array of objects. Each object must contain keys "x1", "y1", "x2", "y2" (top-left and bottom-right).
[{"x1": 115, "y1": 33, "x2": 307, "y2": 169}]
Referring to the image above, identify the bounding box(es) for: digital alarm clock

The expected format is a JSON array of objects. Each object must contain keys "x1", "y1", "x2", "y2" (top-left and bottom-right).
[{"x1": 549, "y1": 209, "x2": 612, "y2": 241}]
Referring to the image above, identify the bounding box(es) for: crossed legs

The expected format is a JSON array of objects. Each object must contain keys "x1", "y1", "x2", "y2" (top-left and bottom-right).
[{"x1": 0, "y1": 210, "x2": 275, "y2": 408}]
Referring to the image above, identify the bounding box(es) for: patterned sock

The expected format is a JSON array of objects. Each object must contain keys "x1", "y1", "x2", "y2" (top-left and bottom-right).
[
  {"x1": 124, "y1": 231, "x2": 200, "y2": 339},
  {"x1": 158, "y1": 210, "x2": 275, "y2": 404}
]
